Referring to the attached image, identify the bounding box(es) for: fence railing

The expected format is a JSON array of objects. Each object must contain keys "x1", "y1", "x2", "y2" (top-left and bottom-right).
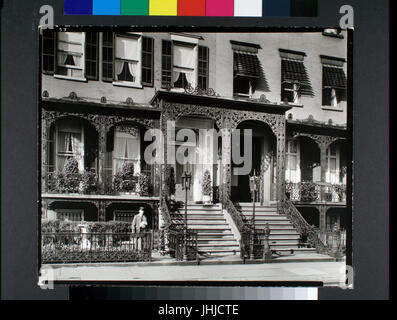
[
  {"x1": 41, "y1": 232, "x2": 152, "y2": 263},
  {"x1": 240, "y1": 229, "x2": 267, "y2": 259},
  {"x1": 167, "y1": 229, "x2": 198, "y2": 261},
  {"x1": 325, "y1": 229, "x2": 346, "y2": 251},
  {"x1": 285, "y1": 182, "x2": 346, "y2": 203}
]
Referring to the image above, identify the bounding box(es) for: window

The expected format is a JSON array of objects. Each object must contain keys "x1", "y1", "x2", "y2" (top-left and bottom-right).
[
  {"x1": 113, "y1": 126, "x2": 141, "y2": 175},
  {"x1": 232, "y1": 41, "x2": 267, "y2": 97},
  {"x1": 42, "y1": 30, "x2": 56, "y2": 74},
  {"x1": 142, "y1": 37, "x2": 154, "y2": 86},
  {"x1": 285, "y1": 140, "x2": 300, "y2": 183},
  {"x1": 322, "y1": 64, "x2": 347, "y2": 107},
  {"x1": 198, "y1": 46, "x2": 209, "y2": 90},
  {"x1": 114, "y1": 34, "x2": 141, "y2": 87},
  {"x1": 55, "y1": 32, "x2": 85, "y2": 80},
  {"x1": 57, "y1": 209, "x2": 84, "y2": 222},
  {"x1": 325, "y1": 144, "x2": 339, "y2": 184},
  {"x1": 102, "y1": 31, "x2": 114, "y2": 82},
  {"x1": 161, "y1": 38, "x2": 199, "y2": 90},
  {"x1": 85, "y1": 31, "x2": 98, "y2": 80},
  {"x1": 161, "y1": 40, "x2": 172, "y2": 88},
  {"x1": 55, "y1": 119, "x2": 84, "y2": 171},
  {"x1": 114, "y1": 210, "x2": 136, "y2": 223},
  {"x1": 280, "y1": 49, "x2": 313, "y2": 104}
]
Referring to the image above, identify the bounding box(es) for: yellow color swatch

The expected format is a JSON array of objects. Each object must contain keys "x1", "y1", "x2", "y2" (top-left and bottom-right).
[{"x1": 149, "y1": 0, "x2": 177, "y2": 16}]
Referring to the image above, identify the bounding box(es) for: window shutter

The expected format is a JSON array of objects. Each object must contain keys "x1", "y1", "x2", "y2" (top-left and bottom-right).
[
  {"x1": 85, "y1": 32, "x2": 98, "y2": 80},
  {"x1": 142, "y1": 37, "x2": 154, "y2": 86},
  {"x1": 161, "y1": 40, "x2": 172, "y2": 89},
  {"x1": 198, "y1": 46, "x2": 209, "y2": 90},
  {"x1": 102, "y1": 31, "x2": 114, "y2": 82},
  {"x1": 42, "y1": 30, "x2": 56, "y2": 74}
]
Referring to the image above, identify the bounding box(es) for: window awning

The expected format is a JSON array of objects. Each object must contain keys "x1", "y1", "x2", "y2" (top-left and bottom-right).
[
  {"x1": 281, "y1": 59, "x2": 313, "y2": 96},
  {"x1": 323, "y1": 66, "x2": 347, "y2": 89},
  {"x1": 234, "y1": 52, "x2": 261, "y2": 78}
]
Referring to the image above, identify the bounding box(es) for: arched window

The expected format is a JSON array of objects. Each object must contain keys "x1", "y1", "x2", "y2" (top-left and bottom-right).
[{"x1": 113, "y1": 126, "x2": 141, "y2": 175}]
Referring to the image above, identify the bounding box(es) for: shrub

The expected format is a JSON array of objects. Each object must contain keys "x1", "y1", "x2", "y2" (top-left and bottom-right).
[
  {"x1": 81, "y1": 170, "x2": 98, "y2": 194},
  {"x1": 138, "y1": 173, "x2": 151, "y2": 196},
  {"x1": 113, "y1": 162, "x2": 137, "y2": 193},
  {"x1": 57, "y1": 157, "x2": 81, "y2": 193}
]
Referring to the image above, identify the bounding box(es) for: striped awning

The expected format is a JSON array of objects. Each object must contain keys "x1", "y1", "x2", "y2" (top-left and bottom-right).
[
  {"x1": 281, "y1": 59, "x2": 313, "y2": 96},
  {"x1": 323, "y1": 66, "x2": 347, "y2": 89}
]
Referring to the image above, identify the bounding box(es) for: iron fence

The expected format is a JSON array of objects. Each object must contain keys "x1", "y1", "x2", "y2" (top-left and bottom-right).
[
  {"x1": 167, "y1": 229, "x2": 198, "y2": 261},
  {"x1": 41, "y1": 232, "x2": 152, "y2": 263},
  {"x1": 240, "y1": 229, "x2": 267, "y2": 259}
]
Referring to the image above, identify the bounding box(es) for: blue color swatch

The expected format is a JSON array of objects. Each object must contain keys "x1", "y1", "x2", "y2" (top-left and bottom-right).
[{"x1": 64, "y1": 0, "x2": 93, "y2": 14}]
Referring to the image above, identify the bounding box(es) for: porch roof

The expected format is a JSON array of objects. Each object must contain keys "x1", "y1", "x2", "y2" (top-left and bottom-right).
[
  {"x1": 287, "y1": 120, "x2": 347, "y2": 138},
  {"x1": 151, "y1": 90, "x2": 292, "y2": 115},
  {"x1": 41, "y1": 98, "x2": 161, "y2": 119}
]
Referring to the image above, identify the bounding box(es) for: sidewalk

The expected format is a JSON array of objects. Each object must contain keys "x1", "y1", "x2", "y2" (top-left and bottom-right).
[{"x1": 41, "y1": 254, "x2": 347, "y2": 287}]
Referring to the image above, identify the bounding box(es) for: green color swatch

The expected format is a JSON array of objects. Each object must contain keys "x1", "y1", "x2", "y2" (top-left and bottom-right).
[{"x1": 121, "y1": 0, "x2": 149, "y2": 15}]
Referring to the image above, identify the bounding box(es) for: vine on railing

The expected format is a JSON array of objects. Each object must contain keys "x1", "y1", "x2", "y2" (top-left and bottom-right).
[{"x1": 280, "y1": 198, "x2": 328, "y2": 254}]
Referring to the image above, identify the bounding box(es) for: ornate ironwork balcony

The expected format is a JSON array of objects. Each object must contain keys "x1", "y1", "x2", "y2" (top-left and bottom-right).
[{"x1": 285, "y1": 182, "x2": 346, "y2": 203}]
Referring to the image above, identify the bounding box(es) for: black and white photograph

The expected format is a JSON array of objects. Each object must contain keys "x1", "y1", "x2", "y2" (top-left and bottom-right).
[{"x1": 39, "y1": 28, "x2": 351, "y2": 286}]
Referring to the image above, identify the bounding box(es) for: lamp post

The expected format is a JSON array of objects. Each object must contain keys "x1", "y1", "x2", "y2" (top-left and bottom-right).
[
  {"x1": 181, "y1": 171, "x2": 192, "y2": 261},
  {"x1": 249, "y1": 171, "x2": 259, "y2": 259}
]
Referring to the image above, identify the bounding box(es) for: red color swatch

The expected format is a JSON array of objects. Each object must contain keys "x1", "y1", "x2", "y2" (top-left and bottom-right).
[{"x1": 178, "y1": 0, "x2": 206, "y2": 16}]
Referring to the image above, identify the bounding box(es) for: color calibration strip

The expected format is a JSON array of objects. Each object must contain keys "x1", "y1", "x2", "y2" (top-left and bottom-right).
[{"x1": 64, "y1": 0, "x2": 317, "y2": 17}]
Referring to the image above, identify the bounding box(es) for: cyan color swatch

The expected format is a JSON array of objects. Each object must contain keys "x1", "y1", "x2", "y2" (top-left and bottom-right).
[{"x1": 93, "y1": 0, "x2": 121, "y2": 15}]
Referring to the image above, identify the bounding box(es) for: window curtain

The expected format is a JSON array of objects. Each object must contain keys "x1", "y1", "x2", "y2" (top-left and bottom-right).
[
  {"x1": 173, "y1": 44, "x2": 195, "y2": 87},
  {"x1": 57, "y1": 32, "x2": 83, "y2": 68},
  {"x1": 115, "y1": 36, "x2": 139, "y2": 83},
  {"x1": 113, "y1": 129, "x2": 140, "y2": 174},
  {"x1": 56, "y1": 119, "x2": 83, "y2": 171}
]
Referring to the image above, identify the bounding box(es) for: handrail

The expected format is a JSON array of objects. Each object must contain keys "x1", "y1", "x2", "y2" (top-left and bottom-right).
[
  {"x1": 223, "y1": 199, "x2": 251, "y2": 234},
  {"x1": 280, "y1": 198, "x2": 328, "y2": 253}
]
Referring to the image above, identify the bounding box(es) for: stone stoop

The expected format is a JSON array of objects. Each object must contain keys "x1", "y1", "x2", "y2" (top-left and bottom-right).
[
  {"x1": 236, "y1": 202, "x2": 317, "y2": 254},
  {"x1": 184, "y1": 203, "x2": 240, "y2": 257}
]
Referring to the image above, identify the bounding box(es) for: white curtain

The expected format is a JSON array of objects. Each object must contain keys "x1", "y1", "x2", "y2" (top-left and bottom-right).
[
  {"x1": 113, "y1": 129, "x2": 140, "y2": 174},
  {"x1": 173, "y1": 71, "x2": 181, "y2": 83},
  {"x1": 185, "y1": 71, "x2": 195, "y2": 86},
  {"x1": 57, "y1": 32, "x2": 83, "y2": 69},
  {"x1": 115, "y1": 60, "x2": 125, "y2": 78},
  {"x1": 128, "y1": 62, "x2": 138, "y2": 80},
  {"x1": 56, "y1": 119, "x2": 83, "y2": 171}
]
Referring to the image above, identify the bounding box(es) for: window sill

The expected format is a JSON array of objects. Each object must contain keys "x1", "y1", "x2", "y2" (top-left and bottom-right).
[
  {"x1": 321, "y1": 105, "x2": 344, "y2": 112},
  {"x1": 112, "y1": 81, "x2": 143, "y2": 89},
  {"x1": 54, "y1": 74, "x2": 87, "y2": 82}
]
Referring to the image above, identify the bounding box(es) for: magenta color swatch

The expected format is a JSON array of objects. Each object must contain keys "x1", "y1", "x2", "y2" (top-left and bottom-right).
[{"x1": 206, "y1": 0, "x2": 234, "y2": 16}]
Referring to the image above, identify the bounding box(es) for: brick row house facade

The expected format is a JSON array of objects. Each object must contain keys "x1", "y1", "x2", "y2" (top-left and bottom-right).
[{"x1": 40, "y1": 29, "x2": 349, "y2": 256}]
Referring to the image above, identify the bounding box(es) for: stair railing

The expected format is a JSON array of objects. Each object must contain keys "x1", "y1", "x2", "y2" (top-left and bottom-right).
[{"x1": 280, "y1": 198, "x2": 328, "y2": 254}]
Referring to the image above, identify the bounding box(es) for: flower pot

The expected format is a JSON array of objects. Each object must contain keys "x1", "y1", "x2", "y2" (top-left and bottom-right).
[{"x1": 202, "y1": 195, "x2": 211, "y2": 204}]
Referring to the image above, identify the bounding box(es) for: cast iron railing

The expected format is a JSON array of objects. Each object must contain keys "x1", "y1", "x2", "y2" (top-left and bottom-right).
[
  {"x1": 280, "y1": 198, "x2": 328, "y2": 253},
  {"x1": 240, "y1": 229, "x2": 267, "y2": 259},
  {"x1": 285, "y1": 182, "x2": 346, "y2": 203},
  {"x1": 41, "y1": 232, "x2": 152, "y2": 263}
]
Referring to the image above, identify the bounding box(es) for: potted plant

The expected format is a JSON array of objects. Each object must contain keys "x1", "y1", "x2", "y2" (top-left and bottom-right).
[
  {"x1": 113, "y1": 162, "x2": 137, "y2": 194},
  {"x1": 56, "y1": 157, "x2": 81, "y2": 193},
  {"x1": 202, "y1": 170, "x2": 212, "y2": 205},
  {"x1": 81, "y1": 170, "x2": 98, "y2": 194}
]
